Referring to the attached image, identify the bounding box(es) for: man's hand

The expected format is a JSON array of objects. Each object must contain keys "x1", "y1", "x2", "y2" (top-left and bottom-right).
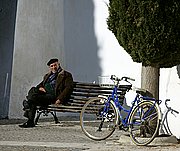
[
  {"x1": 39, "y1": 87, "x2": 46, "y2": 92},
  {"x1": 55, "y1": 99, "x2": 62, "y2": 105}
]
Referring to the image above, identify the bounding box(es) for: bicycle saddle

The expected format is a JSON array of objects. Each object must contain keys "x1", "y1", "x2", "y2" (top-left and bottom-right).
[{"x1": 134, "y1": 87, "x2": 147, "y2": 96}]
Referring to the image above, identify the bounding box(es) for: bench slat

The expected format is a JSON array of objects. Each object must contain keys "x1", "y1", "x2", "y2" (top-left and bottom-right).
[{"x1": 35, "y1": 81, "x2": 130, "y2": 123}]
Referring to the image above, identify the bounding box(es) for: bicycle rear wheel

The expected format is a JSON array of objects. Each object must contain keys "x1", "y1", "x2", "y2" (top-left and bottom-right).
[
  {"x1": 128, "y1": 101, "x2": 161, "y2": 146},
  {"x1": 80, "y1": 97, "x2": 118, "y2": 140}
]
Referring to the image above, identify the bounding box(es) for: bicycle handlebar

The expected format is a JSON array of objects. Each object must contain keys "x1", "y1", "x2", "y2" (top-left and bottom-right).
[
  {"x1": 172, "y1": 109, "x2": 179, "y2": 114},
  {"x1": 110, "y1": 75, "x2": 135, "y2": 82},
  {"x1": 165, "y1": 99, "x2": 179, "y2": 114},
  {"x1": 122, "y1": 76, "x2": 135, "y2": 82}
]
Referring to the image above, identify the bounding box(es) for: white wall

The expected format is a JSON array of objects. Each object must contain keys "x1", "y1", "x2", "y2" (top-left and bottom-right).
[
  {"x1": 160, "y1": 67, "x2": 180, "y2": 139},
  {"x1": 8, "y1": 0, "x2": 180, "y2": 139},
  {"x1": 64, "y1": 0, "x2": 101, "y2": 83},
  {"x1": 94, "y1": 0, "x2": 180, "y2": 139},
  {"x1": 9, "y1": 0, "x2": 65, "y2": 118},
  {"x1": 93, "y1": 0, "x2": 141, "y2": 105}
]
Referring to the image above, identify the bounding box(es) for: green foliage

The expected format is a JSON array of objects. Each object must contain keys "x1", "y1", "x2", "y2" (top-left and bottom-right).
[{"x1": 107, "y1": 0, "x2": 180, "y2": 67}]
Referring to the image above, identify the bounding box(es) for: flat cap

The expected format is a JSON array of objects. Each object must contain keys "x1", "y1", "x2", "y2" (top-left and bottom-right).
[{"x1": 47, "y1": 58, "x2": 59, "y2": 66}]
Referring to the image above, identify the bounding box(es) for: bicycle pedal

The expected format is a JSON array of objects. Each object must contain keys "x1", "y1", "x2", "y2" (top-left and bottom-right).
[
  {"x1": 118, "y1": 124, "x2": 123, "y2": 129},
  {"x1": 118, "y1": 125, "x2": 128, "y2": 131}
]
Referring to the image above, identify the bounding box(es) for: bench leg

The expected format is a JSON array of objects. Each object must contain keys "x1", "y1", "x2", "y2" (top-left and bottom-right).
[
  {"x1": 35, "y1": 110, "x2": 43, "y2": 125},
  {"x1": 35, "y1": 108, "x2": 59, "y2": 125},
  {"x1": 50, "y1": 111, "x2": 59, "y2": 124}
]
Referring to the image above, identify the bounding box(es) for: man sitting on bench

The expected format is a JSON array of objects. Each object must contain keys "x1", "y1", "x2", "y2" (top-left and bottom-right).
[{"x1": 19, "y1": 58, "x2": 73, "y2": 128}]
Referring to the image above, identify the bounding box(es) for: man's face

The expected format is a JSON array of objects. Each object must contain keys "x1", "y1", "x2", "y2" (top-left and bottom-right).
[{"x1": 49, "y1": 62, "x2": 60, "y2": 73}]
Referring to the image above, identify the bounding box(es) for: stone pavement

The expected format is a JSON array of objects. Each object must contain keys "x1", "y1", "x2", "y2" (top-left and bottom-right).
[{"x1": 0, "y1": 118, "x2": 180, "y2": 151}]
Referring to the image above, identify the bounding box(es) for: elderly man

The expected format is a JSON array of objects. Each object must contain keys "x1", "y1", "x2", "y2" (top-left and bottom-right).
[{"x1": 19, "y1": 58, "x2": 73, "y2": 128}]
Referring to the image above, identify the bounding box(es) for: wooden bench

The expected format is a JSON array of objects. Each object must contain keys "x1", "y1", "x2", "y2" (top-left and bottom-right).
[{"x1": 35, "y1": 81, "x2": 131, "y2": 124}]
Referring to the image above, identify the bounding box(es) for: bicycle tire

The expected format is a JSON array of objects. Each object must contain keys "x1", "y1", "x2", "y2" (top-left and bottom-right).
[
  {"x1": 128, "y1": 101, "x2": 161, "y2": 146},
  {"x1": 80, "y1": 97, "x2": 119, "y2": 141}
]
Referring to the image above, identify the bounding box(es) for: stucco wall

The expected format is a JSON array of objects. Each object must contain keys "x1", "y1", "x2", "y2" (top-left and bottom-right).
[
  {"x1": 0, "y1": 0, "x2": 17, "y2": 118},
  {"x1": 64, "y1": 0, "x2": 101, "y2": 83},
  {"x1": 5, "y1": 0, "x2": 180, "y2": 139},
  {"x1": 9, "y1": 0, "x2": 65, "y2": 118}
]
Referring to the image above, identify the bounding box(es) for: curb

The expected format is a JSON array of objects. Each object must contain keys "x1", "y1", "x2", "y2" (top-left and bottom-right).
[{"x1": 117, "y1": 134, "x2": 178, "y2": 146}]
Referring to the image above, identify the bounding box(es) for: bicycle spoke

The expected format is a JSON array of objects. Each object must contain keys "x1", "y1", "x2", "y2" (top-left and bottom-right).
[
  {"x1": 144, "y1": 112, "x2": 158, "y2": 120},
  {"x1": 129, "y1": 101, "x2": 160, "y2": 146},
  {"x1": 80, "y1": 97, "x2": 118, "y2": 140}
]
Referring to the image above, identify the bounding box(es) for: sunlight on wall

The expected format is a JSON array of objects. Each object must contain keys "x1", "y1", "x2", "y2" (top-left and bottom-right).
[
  {"x1": 160, "y1": 67, "x2": 180, "y2": 139},
  {"x1": 93, "y1": 0, "x2": 180, "y2": 138},
  {"x1": 94, "y1": 0, "x2": 141, "y2": 78},
  {"x1": 93, "y1": 0, "x2": 141, "y2": 105}
]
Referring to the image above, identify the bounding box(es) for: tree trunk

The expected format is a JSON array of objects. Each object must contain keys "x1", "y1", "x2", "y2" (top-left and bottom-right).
[{"x1": 141, "y1": 65, "x2": 160, "y2": 99}]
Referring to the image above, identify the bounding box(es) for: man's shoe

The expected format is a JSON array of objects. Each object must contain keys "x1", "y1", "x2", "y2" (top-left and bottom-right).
[
  {"x1": 23, "y1": 100, "x2": 30, "y2": 110},
  {"x1": 19, "y1": 122, "x2": 35, "y2": 128}
]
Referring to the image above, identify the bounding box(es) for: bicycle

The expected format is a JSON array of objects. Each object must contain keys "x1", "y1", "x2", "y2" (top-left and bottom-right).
[
  {"x1": 159, "y1": 99, "x2": 179, "y2": 136},
  {"x1": 80, "y1": 75, "x2": 162, "y2": 146}
]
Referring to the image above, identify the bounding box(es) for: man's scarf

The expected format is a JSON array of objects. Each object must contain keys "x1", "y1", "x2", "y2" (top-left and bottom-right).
[{"x1": 46, "y1": 67, "x2": 62, "y2": 89}]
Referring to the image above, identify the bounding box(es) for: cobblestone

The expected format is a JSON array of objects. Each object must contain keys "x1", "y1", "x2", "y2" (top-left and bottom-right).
[{"x1": 0, "y1": 119, "x2": 179, "y2": 151}]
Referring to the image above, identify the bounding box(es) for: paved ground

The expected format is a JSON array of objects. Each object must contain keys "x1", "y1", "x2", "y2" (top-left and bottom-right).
[{"x1": 0, "y1": 118, "x2": 180, "y2": 151}]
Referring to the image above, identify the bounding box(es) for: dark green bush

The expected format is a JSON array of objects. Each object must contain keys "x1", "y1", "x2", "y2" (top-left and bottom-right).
[{"x1": 107, "y1": 0, "x2": 180, "y2": 68}]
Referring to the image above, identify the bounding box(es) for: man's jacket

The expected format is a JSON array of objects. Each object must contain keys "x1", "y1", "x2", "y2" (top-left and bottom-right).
[{"x1": 37, "y1": 69, "x2": 74, "y2": 104}]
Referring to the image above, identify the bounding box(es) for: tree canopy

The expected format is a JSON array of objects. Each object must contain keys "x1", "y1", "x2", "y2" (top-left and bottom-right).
[{"x1": 107, "y1": 0, "x2": 180, "y2": 68}]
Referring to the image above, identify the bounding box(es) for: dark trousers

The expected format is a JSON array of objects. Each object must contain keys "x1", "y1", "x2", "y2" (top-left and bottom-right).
[{"x1": 25, "y1": 87, "x2": 56, "y2": 123}]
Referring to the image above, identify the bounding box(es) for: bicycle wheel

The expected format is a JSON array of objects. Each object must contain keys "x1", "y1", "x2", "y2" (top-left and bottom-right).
[
  {"x1": 128, "y1": 101, "x2": 161, "y2": 146},
  {"x1": 80, "y1": 97, "x2": 119, "y2": 140}
]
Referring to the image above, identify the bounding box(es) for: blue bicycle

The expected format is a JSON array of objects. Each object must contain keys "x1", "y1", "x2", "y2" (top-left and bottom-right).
[{"x1": 80, "y1": 75, "x2": 161, "y2": 146}]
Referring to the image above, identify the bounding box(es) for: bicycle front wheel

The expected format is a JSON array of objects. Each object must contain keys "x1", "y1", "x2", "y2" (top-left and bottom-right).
[
  {"x1": 128, "y1": 101, "x2": 161, "y2": 146},
  {"x1": 80, "y1": 97, "x2": 119, "y2": 141}
]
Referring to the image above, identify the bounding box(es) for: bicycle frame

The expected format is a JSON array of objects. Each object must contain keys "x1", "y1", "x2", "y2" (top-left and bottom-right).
[
  {"x1": 103, "y1": 80, "x2": 160, "y2": 129},
  {"x1": 80, "y1": 75, "x2": 162, "y2": 145},
  {"x1": 160, "y1": 99, "x2": 179, "y2": 135}
]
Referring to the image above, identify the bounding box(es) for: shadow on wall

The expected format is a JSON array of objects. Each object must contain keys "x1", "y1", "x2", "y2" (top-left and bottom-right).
[
  {"x1": 64, "y1": 0, "x2": 101, "y2": 83},
  {"x1": 177, "y1": 65, "x2": 180, "y2": 79},
  {"x1": 0, "y1": 0, "x2": 17, "y2": 118}
]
